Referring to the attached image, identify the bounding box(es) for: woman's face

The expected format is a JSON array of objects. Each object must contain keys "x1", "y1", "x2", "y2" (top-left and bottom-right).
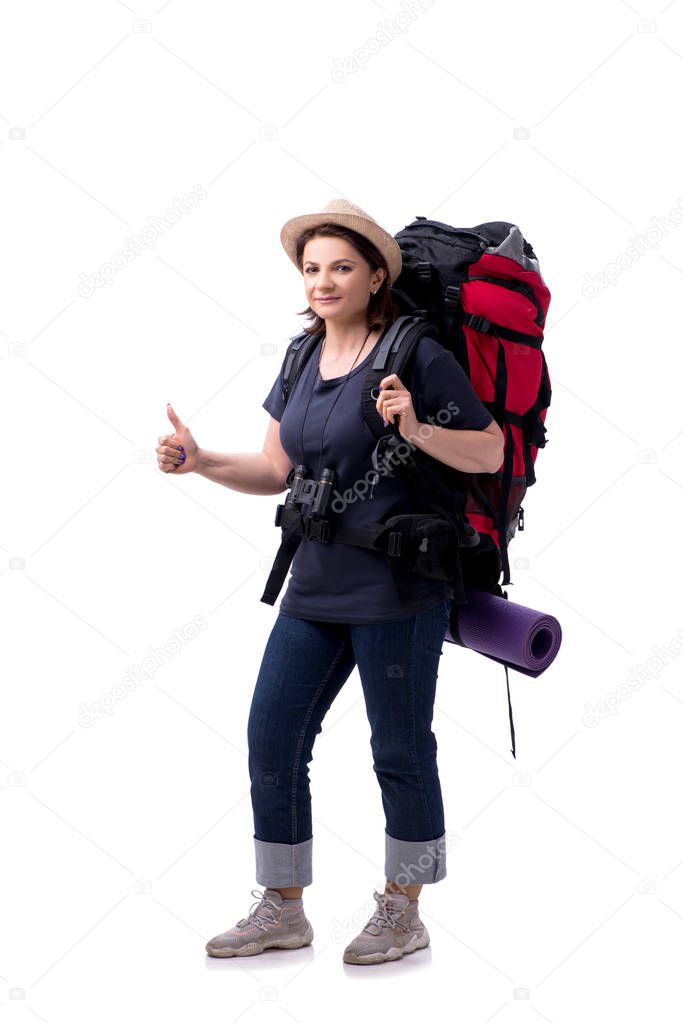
[{"x1": 301, "y1": 235, "x2": 385, "y2": 322}]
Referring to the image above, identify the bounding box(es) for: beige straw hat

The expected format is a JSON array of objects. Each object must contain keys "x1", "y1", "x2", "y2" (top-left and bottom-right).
[{"x1": 280, "y1": 198, "x2": 402, "y2": 284}]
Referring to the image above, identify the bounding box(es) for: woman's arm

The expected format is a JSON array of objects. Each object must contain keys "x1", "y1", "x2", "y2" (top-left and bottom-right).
[
  {"x1": 408, "y1": 418, "x2": 505, "y2": 474},
  {"x1": 195, "y1": 416, "x2": 294, "y2": 495},
  {"x1": 195, "y1": 450, "x2": 286, "y2": 495}
]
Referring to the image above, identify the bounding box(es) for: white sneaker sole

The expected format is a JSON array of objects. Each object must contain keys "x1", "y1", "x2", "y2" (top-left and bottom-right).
[
  {"x1": 206, "y1": 923, "x2": 314, "y2": 958},
  {"x1": 343, "y1": 928, "x2": 430, "y2": 965}
]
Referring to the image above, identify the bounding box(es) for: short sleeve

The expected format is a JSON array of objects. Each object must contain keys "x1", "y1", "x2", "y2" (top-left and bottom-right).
[
  {"x1": 262, "y1": 362, "x2": 286, "y2": 422},
  {"x1": 416, "y1": 349, "x2": 493, "y2": 431}
]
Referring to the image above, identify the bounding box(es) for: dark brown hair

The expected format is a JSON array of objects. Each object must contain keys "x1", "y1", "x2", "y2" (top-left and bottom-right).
[{"x1": 294, "y1": 223, "x2": 397, "y2": 336}]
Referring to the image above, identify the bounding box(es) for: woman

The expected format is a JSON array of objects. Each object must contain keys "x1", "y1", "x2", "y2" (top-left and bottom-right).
[{"x1": 156, "y1": 199, "x2": 503, "y2": 966}]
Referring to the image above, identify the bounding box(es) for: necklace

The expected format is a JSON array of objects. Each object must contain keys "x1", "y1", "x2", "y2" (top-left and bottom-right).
[
  {"x1": 297, "y1": 327, "x2": 374, "y2": 478},
  {"x1": 316, "y1": 330, "x2": 375, "y2": 381}
]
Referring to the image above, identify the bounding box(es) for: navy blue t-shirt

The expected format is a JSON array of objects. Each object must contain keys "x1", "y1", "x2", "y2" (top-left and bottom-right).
[{"x1": 262, "y1": 328, "x2": 493, "y2": 624}]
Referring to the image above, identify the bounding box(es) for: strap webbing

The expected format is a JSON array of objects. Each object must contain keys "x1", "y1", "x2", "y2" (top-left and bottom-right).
[
  {"x1": 260, "y1": 507, "x2": 424, "y2": 606},
  {"x1": 449, "y1": 595, "x2": 516, "y2": 759},
  {"x1": 260, "y1": 518, "x2": 305, "y2": 606},
  {"x1": 505, "y1": 664, "x2": 516, "y2": 759}
]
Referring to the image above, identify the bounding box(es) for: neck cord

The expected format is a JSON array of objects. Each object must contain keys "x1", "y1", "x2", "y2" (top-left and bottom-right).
[{"x1": 297, "y1": 327, "x2": 373, "y2": 479}]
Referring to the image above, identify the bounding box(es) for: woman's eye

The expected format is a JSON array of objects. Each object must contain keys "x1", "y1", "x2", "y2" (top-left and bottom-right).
[{"x1": 304, "y1": 265, "x2": 350, "y2": 273}]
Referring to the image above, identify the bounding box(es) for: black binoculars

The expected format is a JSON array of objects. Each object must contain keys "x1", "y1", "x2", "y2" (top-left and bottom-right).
[{"x1": 283, "y1": 464, "x2": 337, "y2": 520}]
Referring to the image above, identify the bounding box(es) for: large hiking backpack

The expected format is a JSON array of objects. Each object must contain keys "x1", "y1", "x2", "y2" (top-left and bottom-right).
[{"x1": 388, "y1": 216, "x2": 552, "y2": 595}]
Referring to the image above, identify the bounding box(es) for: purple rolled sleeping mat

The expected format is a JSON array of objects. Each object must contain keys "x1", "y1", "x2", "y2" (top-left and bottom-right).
[{"x1": 444, "y1": 586, "x2": 563, "y2": 758}]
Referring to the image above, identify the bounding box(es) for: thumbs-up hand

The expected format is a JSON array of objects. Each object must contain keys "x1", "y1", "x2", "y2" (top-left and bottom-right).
[{"x1": 156, "y1": 403, "x2": 199, "y2": 474}]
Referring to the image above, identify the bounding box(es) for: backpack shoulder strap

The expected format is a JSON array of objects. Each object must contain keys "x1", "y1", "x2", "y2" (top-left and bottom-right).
[
  {"x1": 280, "y1": 329, "x2": 322, "y2": 405},
  {"x1": 360, "y1": 314, "x2": 480, "y2": 573},
  {"x1": 360, "y1": 314, "x2": 433, "y2": 441}
]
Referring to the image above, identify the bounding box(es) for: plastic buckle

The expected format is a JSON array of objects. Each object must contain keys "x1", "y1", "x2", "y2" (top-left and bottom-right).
[
  {"x1": 387, "y1": 531, "x2": 403, "y2": 557},
  {"x1": 317, "y1": 519, "x2": 331, "y2": 543},
  {"x1": 303, "y1": 517, "x2": 330, "y2": 543},
  {"x1": 469, "y1": 314, "x2": 491, "y2": 333},
  {"x1": 444, "y1": 284, "x2": 460, "y2": 308}
]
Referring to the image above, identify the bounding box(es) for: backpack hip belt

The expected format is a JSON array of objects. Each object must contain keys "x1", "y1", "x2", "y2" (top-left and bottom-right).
[{"x1": 260, "y1": 500, "x2": 475, "y2": 608}]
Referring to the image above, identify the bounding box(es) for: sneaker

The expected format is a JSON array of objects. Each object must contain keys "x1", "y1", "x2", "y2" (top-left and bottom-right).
[
  {"x1": 343, "y1": 890, "x2": 430, "y2": 965},
  {"x1": 205, "y1": 888, "x2": 314, "y2": 958}
]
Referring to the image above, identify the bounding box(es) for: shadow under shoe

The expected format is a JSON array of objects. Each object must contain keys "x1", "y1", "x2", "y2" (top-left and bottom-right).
[{"x1": 206, "y1": 887, "x2": 314, "y2": 958}]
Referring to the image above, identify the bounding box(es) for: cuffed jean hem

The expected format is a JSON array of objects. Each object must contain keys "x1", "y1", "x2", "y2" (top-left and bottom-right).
[
  {"x1": 254, "y1": 837, "x2": 313, "y2": 887},
  {"x1": 385, "y1": 830, "x2": 447, "y2": 884}
]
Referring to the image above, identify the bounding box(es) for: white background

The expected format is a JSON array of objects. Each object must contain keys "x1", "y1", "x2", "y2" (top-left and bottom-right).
[{"x1": 2, "y1": 0, "x2": 683, "y2": 1017}]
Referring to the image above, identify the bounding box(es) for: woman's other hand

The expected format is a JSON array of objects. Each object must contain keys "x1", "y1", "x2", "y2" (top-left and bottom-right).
[{"x1": 156, "y1": 403, "x2": 199, "y2": 473}]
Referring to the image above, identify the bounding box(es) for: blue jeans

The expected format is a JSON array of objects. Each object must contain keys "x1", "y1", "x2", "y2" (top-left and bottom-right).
[{"x1": 247, "y1": 597, "x2": 452, "y2": 888}]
